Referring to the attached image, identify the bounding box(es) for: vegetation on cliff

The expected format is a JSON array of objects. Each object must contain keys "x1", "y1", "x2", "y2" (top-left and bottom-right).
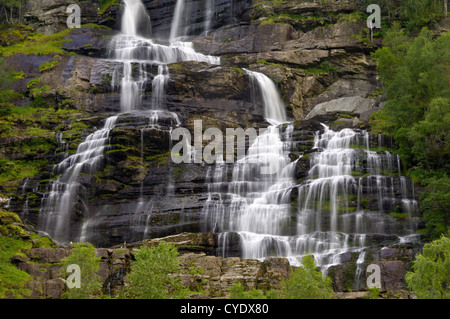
[
  {"x1": 59, "y1": 243, "x2": 103, "y2": 299},
  {"x1": 0, "y1": 211, "x2": 55, "y2": 298},
  {"x1": 370, "y1": 24, "x2": 450, "y2": 241},
  {"x1": 406, "y1": 235, "x2": 450, "y2": 298},
  {"x1": 123, "y1": 242, "x2": 189, "y2": 299},
  {"x1": 363, "y1": 0, "x2": 448, "y2": 32}
]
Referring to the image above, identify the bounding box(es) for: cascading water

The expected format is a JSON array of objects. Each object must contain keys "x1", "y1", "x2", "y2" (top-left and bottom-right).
[
  {"x1": 244, "y1": 69, "x2": 286, "y2": 125},
  {"x1": 106, "y1": 0, "x2": 219, "y2": 242},
  {"x1": 39, "y1": 116, "x2": 118, "y2": 244},
  {"x1": 204, "y1": 69, "x2": 298, "y2": 260},
  {"x1": 27, "y1": 0, "x2": 420, "y2": 275},
  {"x1": 295, "y1": 125, "x2": 420, "y2": 274},
  {"x1": 170, "y1": 0, "x2": 186, "y2": 41},
  {"x1": 110, "y1": 0, "x2": 219, "y2": 113},
  {"x1": 120, "y1": 0, "x2": 151, "y2": 37},
  {"x1": 204, "y1": 70, "x2": 420, "y2": 272},
  {"x1": 203, "y1": 0, "x2": 215, "y2": 34},
  {"x1": 37, "y1": 0, "x2": 221, "y2": 245}
]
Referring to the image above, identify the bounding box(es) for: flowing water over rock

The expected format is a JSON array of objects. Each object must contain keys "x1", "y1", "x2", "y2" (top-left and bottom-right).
[
  {"x1": 203, "y1": 70, "x2": 420, "y2": 270},
  {"x1": 39, "y1": 116, "x2": 118, "y2": 243},
  {"x1": 203, "y1": 69, "x2": 298, "y2": 261},
  {"x1": 36, "y1": 0, "x2": 220, "y2": 245}
]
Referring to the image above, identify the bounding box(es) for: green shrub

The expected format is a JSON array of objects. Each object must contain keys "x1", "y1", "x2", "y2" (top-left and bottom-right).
[
  {"x1": 124, "y1": 242, "x2": 188, "y2": 299},
  {"x1": 281, "y1": 255, "x2": 334, "y2": 299},
  {"x1": 406, "y1": 235, "x2": 450, "y2": 299},
  {"x1": 419, "y1": 176, "x2": 450, "y2": 240},
  {"x1": 39, "y1": 60, "x2": 58, "y2": 73},
  {"x1": 59, "y1": 243, "x2": 103, "y2": 299}
]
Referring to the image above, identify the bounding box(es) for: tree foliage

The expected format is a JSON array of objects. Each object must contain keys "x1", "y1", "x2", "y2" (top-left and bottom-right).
[
  {"x1": 59, "y1": 243, "x2": 103, "y2": 299},
  {"x1": 420, "y1": 177, "x2": 450, "y2": 240},
  {"x1": 124, "y1": 242, "x2": 188, "y2": 299},
  {"x1": 406, "y1": 235, "x2": 450, "y2": 299},
  {"x1": 281, "y1": 255, "x2": 334, "y2": 299},
  {"x1": 228, "y1": 282, "x2": 268, "y2": 299},
  {"x1": 0, "y1": 0, "x2": 26, "y2": 24},
  {"x1": 363, "y1": 0, "x2": 448, "y2": 31},
  {"x1": 371, "y1": 26, "x2": 450, "y2": 169},
  {"x1": 371, "y1": 24, "x2": 450, "y2": 240}
]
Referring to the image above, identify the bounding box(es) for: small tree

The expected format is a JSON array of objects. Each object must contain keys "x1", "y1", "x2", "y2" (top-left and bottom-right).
[
  {"x1": 124, "y1": 242, "x2": 188, "y2": 299},
  {"x1": 281, "y1": 255, "x2": 334, "y2": 299},
  {"x1": 406, "y1": 235, "x2": 450, "y2": 299},
  {"x1": 59, "y1": 243, "x2": 102, "y2": 299}
]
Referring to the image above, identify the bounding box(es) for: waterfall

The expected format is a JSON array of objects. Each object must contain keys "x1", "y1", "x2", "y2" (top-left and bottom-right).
[
  {"x1": 39, "y1": 116, "x2": 118, "y2": 244},
  {"x1": 110, "y1": 0, "x2": 219, "y2": 114},
  {"x1": 204, "y1": 72, "x2": 419, "y2": 269},
  {"x1": 151, "y1": 65, "x2": 169, "y2": 110},
  {"x1": 204, "y1": 69, "x2": 296, "y2": 260},
  {"x1": 107, "y1": 0, "x2": 220, "y2": 242},
  {"x1": 244, "y1": 69, "x2": 287, "y2": 125},
  {"x1": 170, "y1": 0, "x2": 186, "y2": 42},
  {"x1": 204, "y1": 0, "x2": 215, "y2": 34},
  {"x1": 295, "y1": 125, "x2": 419, "y2": 269},
  {"x1": 121, "y1": 0, "x2": 152, "y2": 37}
]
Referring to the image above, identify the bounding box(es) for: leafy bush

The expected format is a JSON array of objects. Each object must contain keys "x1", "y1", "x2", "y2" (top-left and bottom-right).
[
  {"x1": 420, "y1": 176, "x2": 450, "y2": 240},
  {"x1": 406, "y1": 235, "x2": 450, "y2": 299},
  {"x1": 362, "y1": 0, "x2": 448, "y2": 32},
  {"x1": 124, "y1": 242, "x2": 188, "y2": 299},
  {"x1": 371, "y1": 26, "x2": 450, "y2": 169},
  {"x1": 59, "y1": 243, "x2": 102, "y2": 299},
  {"x1": 281, "y1": 255, "x2": 334, "y2": 299}
]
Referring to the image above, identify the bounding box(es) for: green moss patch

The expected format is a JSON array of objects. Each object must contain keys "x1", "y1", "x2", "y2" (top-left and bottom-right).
[{"x1": 0, "y1": 236, "x2": 33, "y2": 298}]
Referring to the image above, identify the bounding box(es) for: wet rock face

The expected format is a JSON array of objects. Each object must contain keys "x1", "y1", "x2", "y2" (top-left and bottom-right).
[
  {"x1": 61, "y1": 26, "x2": 118, "y2": 57},
  {"x1": 99, "y1": 0, "x2": 252, "y2": 38},
  {"x1": 194, "y1": 15, "x2": 382, "y2": 121},
  {"x1": 328, "y1": 243, "x2": 422, "y2": 292}
]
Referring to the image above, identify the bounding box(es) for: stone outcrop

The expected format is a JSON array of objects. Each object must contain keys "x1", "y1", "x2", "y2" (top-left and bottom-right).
[
  {"x1": 24, "y1": 0, "x2": 100, "y2": 35},
  {"x1": 11, "y1": 231, "x2": 291, "y2": 298},
  {"x1": 328, "y1": 243, "x2": 421, "y2": 293},
  {"x1": 8, "y1": 229, "x2": 420, "y2": 299},
  {"x1": 305, "y1": 96, "x2": 380, "y2": 121},
  {"x1": 193, "y1": 12, "x2": 382, "y2": 121}
]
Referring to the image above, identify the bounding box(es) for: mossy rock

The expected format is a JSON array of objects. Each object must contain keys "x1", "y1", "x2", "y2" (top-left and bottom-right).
[
  {"x1": 0, "y1": 25, "x2": 33, "y2": 46},
  {"x1": 0, "y1": 211, "x2": 22, "y2": 225}
]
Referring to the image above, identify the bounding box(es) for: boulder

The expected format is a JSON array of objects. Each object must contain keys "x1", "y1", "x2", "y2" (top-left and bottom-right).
[{"x1": 305, "y1": 96, "x2": 379, "y2": 121}]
